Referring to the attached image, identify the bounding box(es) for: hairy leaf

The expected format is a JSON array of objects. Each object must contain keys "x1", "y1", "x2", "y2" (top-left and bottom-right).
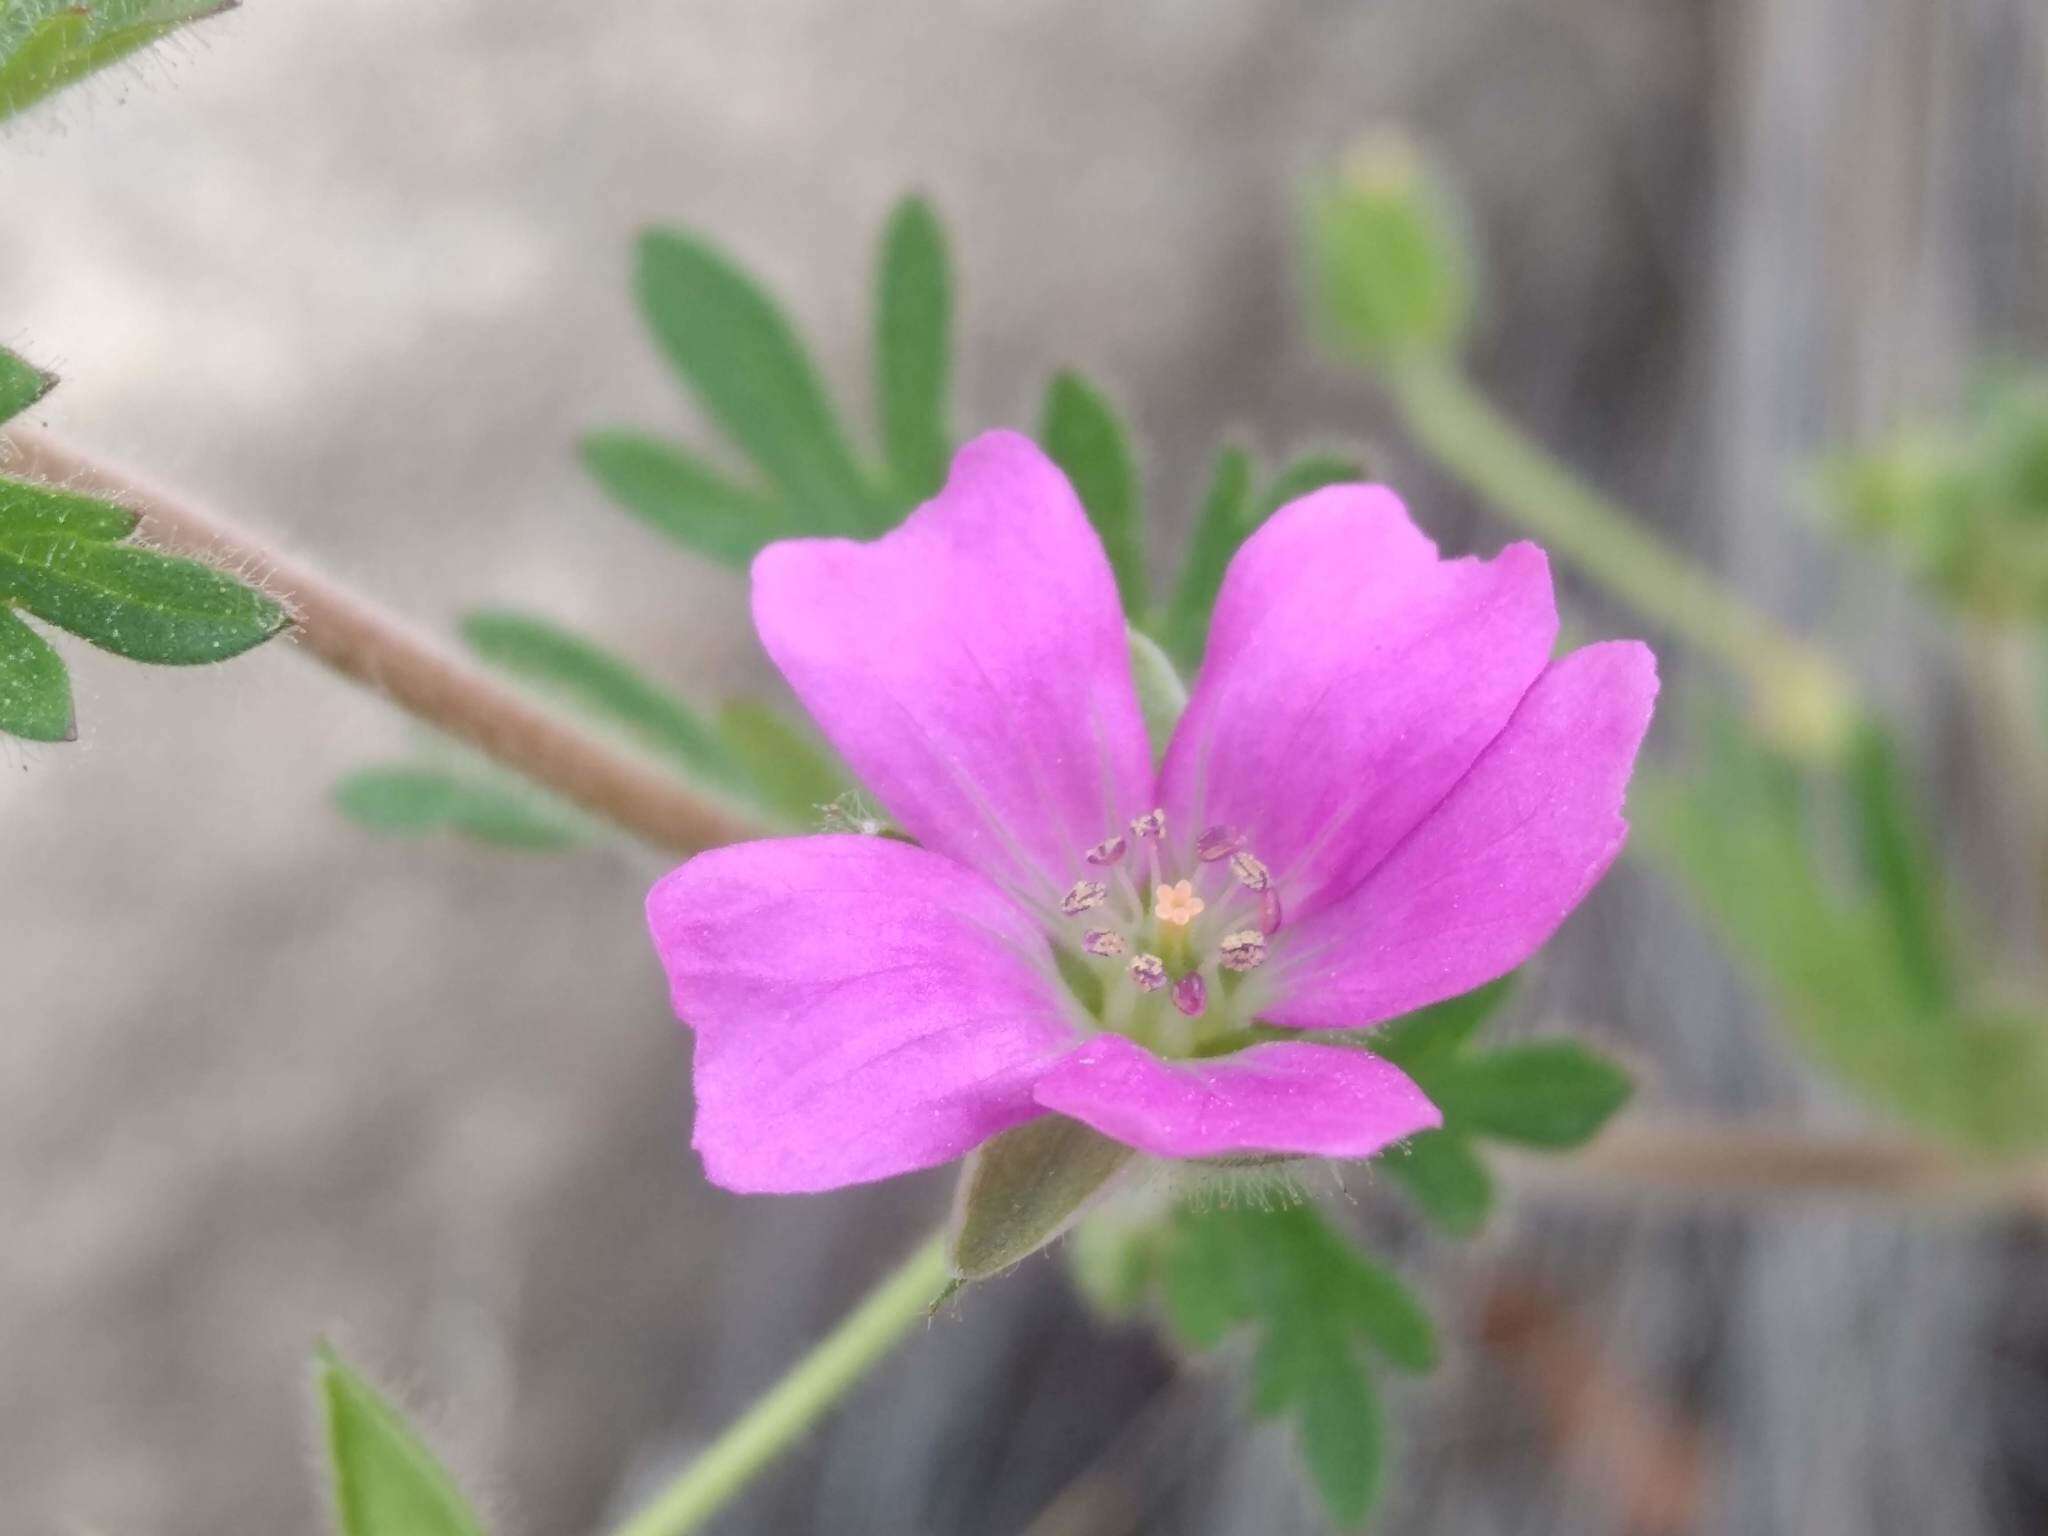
[
  {"x1": 0, "y1": 345, "x2": 55, "y2": 423},
  {"x1": 0, "y1": 475, "x2": 140, "y2": 540},
  {"x1": 1040, "y1": 371, "x2": 1144, "y2": 616},
  {"x1": 0, "y1": 0, "x2": 234, "y2": 124},
  {"x1": 0, "y1": 603, "x2": 70, "y2": 740},
  {"x1": 0, "y1": 533, "x2": 286, "y2": 663},
  {"x1": 335, "y1": 765, "x2": 582, "y2": 851},
  {"x1": 460, "y1": 609, "x2": 738, "y2": 791},
  {"x1": 874, "y1": 196, "x2": 953, "y2": 504},
  {"x1": 579, "y1": 430, "x2": 786, "y2": 568},
  {"x1": 316, "y1": 1343, "x2": 486, "y2": 1536},
  {"x1": 636, "y1": 229, "x2": 879, "y2": 533}
]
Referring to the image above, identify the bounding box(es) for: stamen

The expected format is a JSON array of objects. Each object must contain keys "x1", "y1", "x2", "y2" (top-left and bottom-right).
[
  {"x1": 1128, "y1": 953, "x2": 1168, "y2": 991},
  {"x1": 1171, "y1": 972, "x2": 1207, "y2": 1017},
  {"x1": 1083, "y1": 929, "x2": 1128, "y2": 958},
  {"x1": 1195, "y1": 824, "x2": 1245, "y2": 862},
  {"x1": 1219, "y1": 929, "x2": 1269, "y2": 971},
  {"x1": 1152, "y1": 879, "x2": 1205, "y2": 926},
  {"x1": 1229, "y1": 851, "x2": 1272, "y2": 892},
  {"x1": 1085, "y1": 834, "x2": 1128, "y2": 866},
  {"x1": 1061, "y1": 880, "x2": 1108, "y2": 916},
  {"x1": 1129, "y1": 807, "x2": 1167, "y2": 840},
  {"x1": 1259, "y1": 887, "x2": 1284, "y2": 935}
]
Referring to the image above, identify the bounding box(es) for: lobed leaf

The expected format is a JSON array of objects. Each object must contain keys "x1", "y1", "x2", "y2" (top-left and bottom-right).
[
  {"x1": 0, "y1": 345, "x2": 56, "y2": 424},
  {"x1": 335, "y1": 765, "x2": 582, "y2": 851},
  {"x1": 0, "y1": 532, "x2": 286, "y2": 663},
  {"x1": 1378, "y1": 1129, "x2": 1493, "y2": 1236},
  {"x1": 635, "y1": 229, "x2": 880, "y2": 534},
  {"x1": 874, "y1": 196, "x2": 953, "y2": 504},
  {"x1": 1257, "y1": 452, "x2": 1369, "y2": 520},
  {"x1": 0, "y1": 475, "x2": 140, "y2": 541},
  {"x1": 316, "y1": 1343, "x2": 487, "y2": 1536},
  {"x1": 1162, "y1": 444, "x2": 1253, "y2": 667},
  {"x1": 459, "y1": 609, "x2": 738, "y2": 792},
  {"x1": 0, "y1": 603, "x2": 71, "y2": 740},
  {"x1": 1039, "y1": 371, "x2": 1145, "y2": 616},
  {"x1": 1427, "y1": 1040, "x2": 1632, "y2": 1149},
  {"x1": 579, "y1": 430, "x2": 786, "y2": 568}
]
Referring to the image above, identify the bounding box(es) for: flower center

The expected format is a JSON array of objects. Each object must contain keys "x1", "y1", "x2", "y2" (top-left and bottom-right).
[{"x1": 1054, "y1": 807, "x2": 1285, "y2": 1057}]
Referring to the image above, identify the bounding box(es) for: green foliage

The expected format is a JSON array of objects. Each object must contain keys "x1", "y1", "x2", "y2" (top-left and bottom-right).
[
  {"x1": 1040, "y1": 371, "x2": 1145, "y2": 615},
  {"x1": 1159, "y1": 1202, "x2": 1434, "y2": 1528},
  {"x1": 947, "y1": 1115, "x2": 1135, "y2": 1283},
  {"x1": 1303, "y1": 132, "x2": 1474, "y2": 367},
  {"x1": 0, "y1": 344, "x2": 55, "y2": 423},
  {"x1": 1163, "y1": 447, "x2": 1366, "y2": 668},
  {"x1": 1351, "y1": 977, "x2": 1631, "y2": 1231},
  {"x1": 0, "y1": 458, "x2": 287, "y2": 740},
  {"x1": 459, "y1": 609, "x2": 740, "y2": 794},
  {"x1": 1635, "y1": 712, "x2": 2048, "y2": 1151},
  {"x1": 335, "y1": 765, "x2": 583, "y2": 851},
  {"x1": 0, "y1": 0, "x2": 233, "y2": 124},
  {"x1": 597, "y1": 196, "x2": 959, "y2": 559},
  {"x1": 875, "y1": 197, "x2": 952, "y2": 504},
  {"x1": 316, "y1": 1343, "x2": 487, "y2": 1536},
  {"x1": 0, "y1": 601, "x2": 70, "y2": 740}
]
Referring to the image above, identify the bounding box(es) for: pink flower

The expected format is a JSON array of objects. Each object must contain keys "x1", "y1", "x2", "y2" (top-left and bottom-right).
[{"x1": 647, "y1": 433, "x2": 1657, "y2": 1194}]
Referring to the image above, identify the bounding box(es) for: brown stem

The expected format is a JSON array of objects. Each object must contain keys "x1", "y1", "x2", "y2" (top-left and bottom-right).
[
  {"x1": 1505, "y1": 1119, "x2": 2048, "y2": 1217},
  {"x1": 2, "y1": 430, "x2": 762, "y2": 857}
]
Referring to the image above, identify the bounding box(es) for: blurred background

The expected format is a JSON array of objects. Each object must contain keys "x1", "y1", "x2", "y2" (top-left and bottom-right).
[{"x1": 3, "y1": 0, "x2": 2045, "y2": 1531}]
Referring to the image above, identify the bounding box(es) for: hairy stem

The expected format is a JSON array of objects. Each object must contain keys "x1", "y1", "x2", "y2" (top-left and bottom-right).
[
  {"x1": 2, "y1": 431, "x2": 762, "y2": 856},
  {"x1": 612, "y1": 1234, "x2": 952, "y2": 1536},
  {"x1": 1384, "y1": 357, "x2": 1858, "y2": 760},
  {"x1": 1508, "y1": 1119, "x2": 2048, "y2": 1216}
]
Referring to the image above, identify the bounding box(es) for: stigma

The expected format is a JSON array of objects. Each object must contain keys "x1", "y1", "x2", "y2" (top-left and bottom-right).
[{"x1": 1152, "y1": 879, "x2": 1204, "y2": 926}]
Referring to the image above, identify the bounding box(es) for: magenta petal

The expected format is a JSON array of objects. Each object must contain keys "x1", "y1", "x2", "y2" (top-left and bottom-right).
[
  {"x1": 751, "y1": 432, "x2": 1153, "y2": 907},
  {"x1": 1159, "y1": 485, "x2": 1557, "y2": 924},
  {"x1": 646, "y1": 835, "x2": 1080, "y2": 1193},
  {"x1": 1268, "y1": 641, "x2": 1658, "y2": 1029},
  {"x1": 1032, "y1": 1034, "x2": 1440, "y2": 1160}
]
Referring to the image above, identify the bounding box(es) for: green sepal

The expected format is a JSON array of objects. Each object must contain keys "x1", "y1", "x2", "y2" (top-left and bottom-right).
[
  {"x1": 1039, "y1": 371, "x2": 1145, "y2": 616},
  {"x1": 947, "y1": 1115, "x2": 1135, "y2": 1283},
  {"x1": 315, "y1": 1342, "x2": 487, "y2": 1536},
  {"x1": 0, "y1": 603, "x2": 71, "y2": 740},
  {"x1": 874, "y1": 196, "x2": 953, "y2": 504},
  {"x1": 1126, "y1": 624, "x2": 1187, "y2": 759}
]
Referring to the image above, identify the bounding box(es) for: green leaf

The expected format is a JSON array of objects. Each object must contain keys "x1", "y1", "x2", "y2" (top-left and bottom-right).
[
  {"x1": 0, "y1": 0, "x2": 234, "y2": 124},
  {"x1": 1365, "y1": 976, "x2": 1516, "y2": 1073},
  {"x1": 0, "y1": 475, "x2": 140, "y2": 540},
  {"x1": 0, "y1": 603, "x2": 71, "y2": 740},
  {"x1": 0, "y1": 533, "x2": 286, "y2": 663},
  {"x1": 947, "y1": 1115, "x2": 1134, "y2": 1282},
  {"x1": 1126, "y1": 624, "x2": 1186, "y2": 759},
  {"x1": 1040, "y1": 372, "x2": 1145, "y2": 615},
  {"x1": 316, "y1": 1343, "x2": 487, "y2": 1536},
  {"x1": 635, "y1": 229, "x2": 879, "y2": 533},
  {"x1": 1845, "y1": 721, "x2": 1953, "y2": 1012},
  {"x1": 1162, "y1": 445, "x2": 1254, "y2": 667},
  {"x1": 0, "y1": 345, "x2": 56, "y2": 424},
  {"x1": 335, "y1": 765, "x2": 582, "y2": 851},
  {"x1": 874, "y1": 196, "x2": 952, "y2": 504},
  {"x1": 1379, "y1": 1130, "x2": 1492, "y2": 1235},
  {"x1": 459, "y1": 610, "x2": 738, "y2": 792},
  {"x1": 1429, "y1": 1040, "x2": 1632, "y2": 1149},
  {"x1": 1158, "y1": 1203, "x2": 1428, "y2": 1528},
  {"x1": 1258, "y1": 453, "x2": 1369, "y2": 520},
  {"x1": 579, "y1": 430, "x2": 786, "y2": 568},
  {"x1": 716, "y1": 699, "x2": 849, "y2": 827}
]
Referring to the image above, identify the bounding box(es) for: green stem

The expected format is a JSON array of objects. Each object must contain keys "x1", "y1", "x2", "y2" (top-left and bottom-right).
[
  {"x1": 1385, "y1": 356, "x2": 1858, "y2": 760},
  {"x1": 611, "y1": 1233, "x2": 951, "y2": 1536}
]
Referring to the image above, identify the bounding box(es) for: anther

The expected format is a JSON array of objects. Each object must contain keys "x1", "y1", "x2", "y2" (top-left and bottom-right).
[
  {"x1": 1128, "y1": 953, "x2": 1167, "y2": 991},
  {"x1": 1259, "y1": 887, "x2": 1284, "y2": 935},
  {"x1": 1229, "y1": 851, "x2": 1272, "y2": 892},
  {"x1": 1129, "y1": 807, "x2": 1167, "y2": 840},
  {"x1": 1171, "y1": 972, "x2": 1208, "y2": 1017},
  {"x1": 1085, "y1": 834, "x2": 1128, "y2": 866},
  {"x1": 1061, "y1": 880, "x2": 1108, "y2": 916},
  {"x1": 1083, "y1": 929, "x2": 1129, "y2": 958},
  {"x1": 1195, "y1": 824, "x2": 1245, "y2": 862},
  {"x1": 1219, "y1": 929, "x2": 1269, "y2": 971},
  {"x1": 1152, "y1": 879, "x2": 1205, "y2": 926}
]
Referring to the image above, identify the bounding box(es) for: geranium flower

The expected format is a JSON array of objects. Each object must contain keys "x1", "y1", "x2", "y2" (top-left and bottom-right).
[{"x1": 647, "y1": 433, "x2": 1656, "y2": 1193}]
